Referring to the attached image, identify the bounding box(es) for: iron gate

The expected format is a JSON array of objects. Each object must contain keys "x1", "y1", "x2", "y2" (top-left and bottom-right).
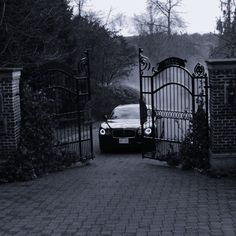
[
  {"x1": 139, "y1": 48, "x2": 208, "y2": 161},
  {"x1": 37, "y1": 51, "x2": 94, "y2": 162}
]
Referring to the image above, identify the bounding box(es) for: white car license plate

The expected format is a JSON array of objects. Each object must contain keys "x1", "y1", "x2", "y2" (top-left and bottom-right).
[{"x1": 119, "y1": 138, "x2": 129, "y2": 144}]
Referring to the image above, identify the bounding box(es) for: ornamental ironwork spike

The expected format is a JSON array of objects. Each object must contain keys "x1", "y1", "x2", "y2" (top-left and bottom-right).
[{"x1": 193, "y1": 63, "x2": 205, "y2": 76}]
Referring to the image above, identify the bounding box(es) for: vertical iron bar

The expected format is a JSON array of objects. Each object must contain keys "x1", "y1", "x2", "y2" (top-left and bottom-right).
[
  {"x1": 192, "y1": 73, "x2": 195, "y2": 117},
  {"x1": 76, "y1": 79, "x2": 82, "y2": 159},
  {"x1": 85, "y1": 50, "x2": 94, "y2": 159},
  {"x1": 205, "y1": 72, "x2": 209, "y2": 151},
  {"x1": 151, "y1": 74, "x2": 156, "y2": 158},
  {"x1": 165, "y1": 68, "x2": 167, "y2": 155},
  {"x1": 138, "y1": 48, "x2": 145, "y2": 157},
  {"x1": 139, "y1": 48, "x2": 144, "y2": 111}
]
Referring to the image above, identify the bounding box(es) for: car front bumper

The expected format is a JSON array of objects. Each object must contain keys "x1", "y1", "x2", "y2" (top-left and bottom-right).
[{"x1": 99, "y1": 135, "x2": 153, "y2": 151}]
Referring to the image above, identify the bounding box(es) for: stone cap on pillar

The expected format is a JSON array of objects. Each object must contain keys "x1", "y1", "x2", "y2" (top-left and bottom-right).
[
  {"x1": 0, "y1": 68, "x2": 23, "y2": 71},
  {"x1": 206, "y1": 58, "x2": 236, "y2": 70},
  {"x1": 0, "y1": 68, "x2": 23, "y2": 80}
]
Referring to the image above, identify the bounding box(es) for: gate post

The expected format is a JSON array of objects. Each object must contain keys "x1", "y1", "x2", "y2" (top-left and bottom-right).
[
  {"x1": 0, "y1": 68, "x2": 22, "y2": 161},
  {"x1": 206, "y1": 59, "x2": 236, "y2": 170}
]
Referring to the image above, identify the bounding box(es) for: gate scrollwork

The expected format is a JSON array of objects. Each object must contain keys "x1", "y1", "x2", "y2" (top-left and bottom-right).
[{"x1": 139, "y1": 48, "x2": 151, "y2": 74}]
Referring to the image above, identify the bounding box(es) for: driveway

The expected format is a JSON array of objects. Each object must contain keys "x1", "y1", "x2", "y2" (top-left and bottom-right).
[{"x1": 0, "y1": 129, "x2": 236, "y2": 235}]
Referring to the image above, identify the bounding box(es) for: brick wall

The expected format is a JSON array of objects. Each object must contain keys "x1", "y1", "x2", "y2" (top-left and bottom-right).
[
  {"x1": 0, "y1": 68, "x2": 22, "y2": 160},
  {"x1": 206, "y1": 59, "x2": 236, "y2": 169}
]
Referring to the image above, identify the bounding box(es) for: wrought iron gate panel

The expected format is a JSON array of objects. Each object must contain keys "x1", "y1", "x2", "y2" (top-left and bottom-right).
[
  {"x1": 139, "y1": 48, "x2": 208, "y2": 161},
  {"x1": 37, "y1": 51, "x2": 94, "y2": 162}
]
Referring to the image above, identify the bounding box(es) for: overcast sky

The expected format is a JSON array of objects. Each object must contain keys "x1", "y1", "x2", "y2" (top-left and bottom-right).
[{"x1": 83, "y1": 0, "x2": 222, "y2": 35}]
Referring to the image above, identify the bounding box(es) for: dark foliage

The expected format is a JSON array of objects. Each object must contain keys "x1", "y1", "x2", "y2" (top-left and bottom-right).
[
  {"x1": 91, "y1": 84, "x2": 140, "y2": 120},
  {"x1": 72, "y1": 15, "x2": 136, "y2": 86},
  {"x1": 0, "y1": 1, "x2": 136, "y2": 85},
  {"x1": 19, "y1": 83, "x2": 56, "y2": 175},
  {"x1": 211, "y1": 1, "x2": 236, "y2": 58},
  {"x1": 0, "y1": 83, "x2": 78, "y2": 183},
  {"x1": 180, "y1": 100, "x2": 209, "y2": 170},
  {"x1": 0, "y1": 0, "x2": 75, "y2": 67}
]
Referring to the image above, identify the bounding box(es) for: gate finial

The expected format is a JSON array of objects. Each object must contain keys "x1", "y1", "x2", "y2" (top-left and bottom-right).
[
  {"x1": 139, "y1": 48, "x2": 151, "y2": 74},
  {"x1": 193, "y1": 63, "x2": 206, "y2": 76},
  {"x1": 78, "y1": 50, "x2": 89, "y2": 75}
]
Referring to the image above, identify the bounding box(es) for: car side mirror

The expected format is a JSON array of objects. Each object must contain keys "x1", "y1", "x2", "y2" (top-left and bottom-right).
[{"x1": 104, "y1": 114, "x2": 108, "y2": 120}]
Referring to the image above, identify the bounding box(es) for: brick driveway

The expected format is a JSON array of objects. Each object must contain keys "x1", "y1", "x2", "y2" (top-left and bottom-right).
[{"x1": 1, "y1": 145, "x2": 236, "y2": 235}]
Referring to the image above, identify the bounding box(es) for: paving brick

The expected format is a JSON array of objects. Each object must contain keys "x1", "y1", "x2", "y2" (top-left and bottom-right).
[{"x1": 1, "y1": 146, "x2": 236, "y2": 235}]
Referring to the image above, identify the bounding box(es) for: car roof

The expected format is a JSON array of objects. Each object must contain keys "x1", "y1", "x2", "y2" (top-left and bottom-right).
[
  {"x1": 116, "y1": 104, "x2": 139, "y2": 109},
  {"x1": 115, "y1": 104, "x2": 151, "y2": 109}
]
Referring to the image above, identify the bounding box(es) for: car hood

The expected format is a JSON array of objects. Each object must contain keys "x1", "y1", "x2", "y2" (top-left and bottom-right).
[
  {"x1": 100, "y1": 119, "x2": 152, "y2": 129},
  {"x1": 101, "y1": 119, "x2": 141, "y2": 129}
]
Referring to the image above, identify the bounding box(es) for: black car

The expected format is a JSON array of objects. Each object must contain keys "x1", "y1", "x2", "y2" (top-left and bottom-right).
[{"x1": 99, "y1": 104, "x2": 163, "y2": 152}]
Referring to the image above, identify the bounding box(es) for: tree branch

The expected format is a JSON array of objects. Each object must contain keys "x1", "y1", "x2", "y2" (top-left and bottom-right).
[
  {"x1": 150, "y1": 0, "x2": 168, "y2": 17},
  {"x1": 0, "y1": 0, "x2": 6, "y2": 26},
  {"x1": 0, "y1": 38, "x2": 10, "y2": 55}
]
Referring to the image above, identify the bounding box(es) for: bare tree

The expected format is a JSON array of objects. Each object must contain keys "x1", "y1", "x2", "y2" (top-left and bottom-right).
[
  {"x1": 0, "y1": 0, "x2": 5, "y2": 26},
  {"x1": 217, "y1": 0, "x2": 236, "y2": 34},
  {"x1": 148, "y1": 0, "x2": 185, "y2": 37},
  {"x1": 133, "y1": 3, "x2": 163, "y2": 35},
  {"x1": 75, "y1": 0, "x2": 88, "y2": 17}
]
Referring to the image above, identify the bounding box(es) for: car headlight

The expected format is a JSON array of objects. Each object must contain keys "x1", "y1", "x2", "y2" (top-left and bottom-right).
[
  {"x1": 99, "y1": 128, "x2": 111, "y2": 136},
  {"x1": 144, "y1": 127, "x2": 152, "y2": 135},
  {"x1": 100, "y1": 129, "x2": 106, "y2": 135}
]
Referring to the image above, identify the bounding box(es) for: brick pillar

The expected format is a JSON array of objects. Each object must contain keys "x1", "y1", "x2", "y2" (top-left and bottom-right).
[
  {"x1": 206, "y1": 59, "x2": 236, "y2": 170},
  {"x1": 0, "y1": 68, "x2": 22, "y2": 160}
]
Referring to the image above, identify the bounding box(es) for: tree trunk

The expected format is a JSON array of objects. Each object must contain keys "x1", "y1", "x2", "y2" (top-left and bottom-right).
[{"x1": 167, "y1": 11, "x2": 171, "y2": 37}]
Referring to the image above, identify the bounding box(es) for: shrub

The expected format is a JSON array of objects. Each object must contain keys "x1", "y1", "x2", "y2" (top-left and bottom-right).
[
  {"x1": 19, "y1": 84, "x2": 55, "y2": 172},
  {"x1": 91, "y1": 84, "x2": 140, "y2": 120},
  {"x1": 0, "y1": 83, "x2": 78, "y2": 183},
  {"x1": 180, "y1": 100, "x2": 209, "y2": 170}
]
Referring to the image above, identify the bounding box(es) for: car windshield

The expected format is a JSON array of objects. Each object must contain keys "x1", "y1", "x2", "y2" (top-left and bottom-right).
[{"x1": 110, "y1": 106, "x2": 140, "y2": 119}]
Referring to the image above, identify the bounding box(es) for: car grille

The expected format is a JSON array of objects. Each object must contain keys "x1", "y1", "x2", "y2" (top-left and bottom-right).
[{"x1": 112, "y1": 129, "x2": 136, "y2": 138}]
